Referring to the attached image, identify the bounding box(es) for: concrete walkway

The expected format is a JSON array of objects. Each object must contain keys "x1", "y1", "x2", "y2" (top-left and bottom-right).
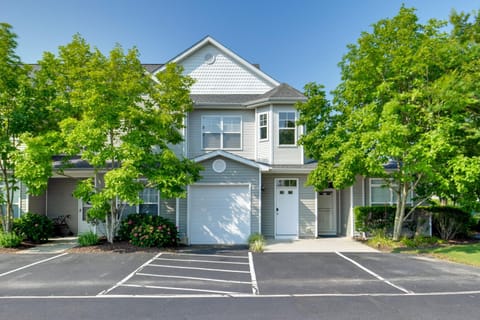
[
  {"x1": 264, "y1": 237, "x2": 379, "y2": 253},
  {"x1": 19, "y1": 237, "x2": 78, "y2": 254}
]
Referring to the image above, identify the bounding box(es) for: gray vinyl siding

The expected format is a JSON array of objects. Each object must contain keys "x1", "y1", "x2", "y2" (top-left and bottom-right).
[
  {"x1": 261, "y1": 174, "x2": 316, "y2": 238},
  {"x1": 339, "y1": 176, "x2": 365, "y2": 237},
  {"x1": 272, "y1": 106, "x2": 303, "y2": 165},
  {"x1": 187, "y1": 109, "x2": 256, "y2": 160},
  {"x1": 19, "y1": 182, "x2": 28, "y2": 214},
  {"x1": 178, "y1": 198, "x2": 187, "y2": 241}
]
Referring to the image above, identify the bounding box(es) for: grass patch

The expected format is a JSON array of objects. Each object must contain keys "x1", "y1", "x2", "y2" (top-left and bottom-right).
[{"x1": 397, "y1": 242, "x2": 480, "y2": 267}]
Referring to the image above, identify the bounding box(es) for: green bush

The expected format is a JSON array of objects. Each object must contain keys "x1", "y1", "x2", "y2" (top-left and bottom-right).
[
  {"x1": 429, "y1": 206, "x2": 473, "y2": 240},
  {"x1": 78, "y1": 231, "x2": 99, "y2": 247},
  {"x1": 355, "y1": 206, "x2": 396, "y2": 233},
  {"x1": 0, "y1": 232, "x2": 23, "y2": 248},
  {"x1": 248, "y1": 233, "x2": 266, "y2": 253},
  {"x1": 119, "y1": 213, "x2": 178, "y2": 248},
  {"x1": 14, "y1": 213, "x2": 53, "y2": 243},
  {"x1": 401, "y1": 235, "x2": 442, "y2": 248},
  {"x1": 366, "y1": 229, "x2": 398, "y2": 250}
]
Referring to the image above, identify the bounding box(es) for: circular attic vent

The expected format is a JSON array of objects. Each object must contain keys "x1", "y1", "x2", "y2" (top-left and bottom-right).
[
  {"x1": 204, "y1": 53, "x2": 216, "y2": 64},
  {"x1": 212, "y1": 159, "x2": 226, "y2": 173}
]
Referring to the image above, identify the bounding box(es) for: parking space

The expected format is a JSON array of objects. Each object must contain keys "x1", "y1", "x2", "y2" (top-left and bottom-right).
[
  {"x1": 1, "y1": 250, "x2": 480, "y2": 298},
  {"x1": 102, "y1": 251, "x2": 255, "y2": 296},
  {"x1": 0, "y1": 253, "x2": 157, "y2": 296},
  {"x1": 345, "y1": 253, "x2": 480, "y2": 294}
]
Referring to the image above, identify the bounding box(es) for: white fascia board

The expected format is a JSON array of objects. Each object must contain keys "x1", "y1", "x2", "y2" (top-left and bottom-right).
[
  {"x1": 157, "y1": 36, "x2": 280, "y2": 88},
  {"x1": 269, "y1": 167, "x2": 314, "y2": 174},
  {"x1": 193, "y1": 150, "x2": 270, "y2": 172},
  {"x1": 245, "y1": 97, "x2": 307, "y2": 109}
]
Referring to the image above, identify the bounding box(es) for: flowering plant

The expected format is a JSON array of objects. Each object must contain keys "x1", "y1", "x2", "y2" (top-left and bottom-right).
[{"x1": 119, "y1": 213, "x2": 178, "y2": 247}]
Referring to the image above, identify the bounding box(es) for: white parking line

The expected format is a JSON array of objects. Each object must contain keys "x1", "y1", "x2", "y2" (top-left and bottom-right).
[
  {"x1": 173, "y1": 253, "x2": 248, "y2": 259},
  {"x1": 154, "y1": 257, "x2": 249, "y2": 265},
  {"x1": 120, "y1": 283, "x2": 242, "y2": 295},
  {"x1": 248, "y1": 252, "x2": 259, "y2": 295},
  {"x1": 148, "y1": 263, "x2": 251, "y2": 273},
  {"x1": 97, "y1": 252, "x2": 162, "y2": 296},
  {"x1": 0, "y1": 253, "x2": 68, "y2": 278},
  {"x1": 136, "y1": 272, "x2": 252, "y2": 284},
  {"x1": 335, "y1": 252, "x2": 413, "y2": 294}
]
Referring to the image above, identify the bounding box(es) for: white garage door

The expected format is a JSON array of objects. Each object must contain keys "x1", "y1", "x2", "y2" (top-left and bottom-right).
[{"x1": 189, "y1": 185, "x2": 251, "y2": 245}]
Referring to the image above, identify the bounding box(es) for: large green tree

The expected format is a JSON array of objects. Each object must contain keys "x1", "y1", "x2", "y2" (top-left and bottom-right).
[
  {"x1": 297, "y1": 7, "x2": 480, "y2": 240},
  {"x1": 0, "y1": 23, "x2": 53, "y2": 233},
  {"x1": 23, "y1": 35, "x2": 201, "y2": 243}
]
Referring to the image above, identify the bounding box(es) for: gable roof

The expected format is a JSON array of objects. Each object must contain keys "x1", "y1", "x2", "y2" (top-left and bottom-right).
[{"x1": 157, "y1": 36, "x2": 280, "y2": 88}]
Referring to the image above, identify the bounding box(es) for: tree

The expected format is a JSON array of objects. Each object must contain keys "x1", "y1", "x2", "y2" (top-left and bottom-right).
[
  {"x1": 0, "y1": 23, "x2": 50, "y2": 233},
  {"x1": 26, "y1": 35, "x2": 201, "y2": 243},
  {"x1": 297, "y1": 7, "x2": 480, "y2": 240}
]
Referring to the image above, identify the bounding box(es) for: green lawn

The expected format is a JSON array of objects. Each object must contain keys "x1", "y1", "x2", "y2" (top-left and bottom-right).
[{"x1": 397, "y1": 242, "x2": 480, "y2": 267}]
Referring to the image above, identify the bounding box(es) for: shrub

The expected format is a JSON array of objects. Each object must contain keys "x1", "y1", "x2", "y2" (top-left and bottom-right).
[
  {"x1": 120, "y1": 213, "x2": 178, "y2": 248},
  {"x1": 248, "y1": 233, "x2": 266, "y2": 253},
  {"x1": 429, "y1": 206, "x2": 472, "y2": 240},
  {"x1": 0, "y1": 232, "x2": 23, "y2": 248},
  {"x1": 401, "y1": 235, "x2": 442, "y2": 248},
  {"x1": 78, "y1": 231, "x2": 99, "y2": 247},
  {"x1": 14, "y1": 213, "x2": 53, "y2": 243},
  {"x1": 366, "y1": 229, "x2": 397, "y2": 250},
  {"x1": 355, "y1": 206, "x2": 396, "y2": 234}
]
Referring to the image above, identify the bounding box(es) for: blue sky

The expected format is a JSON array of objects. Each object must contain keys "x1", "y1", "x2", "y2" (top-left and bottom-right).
[{"x1": 1, "y1": 0, "x2": 478, "y2": 94}]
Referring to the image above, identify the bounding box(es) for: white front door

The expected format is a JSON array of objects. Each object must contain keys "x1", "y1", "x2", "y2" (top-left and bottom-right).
[
  {"x1": 275, "y1": 179, "x2": 299, "y2": 239},
  {"x1": 318, "y1": 190, "x2": 336, "y2": 235},
  {"x1": 78, "y1": 200, "x2": 93, "y2": 234}
]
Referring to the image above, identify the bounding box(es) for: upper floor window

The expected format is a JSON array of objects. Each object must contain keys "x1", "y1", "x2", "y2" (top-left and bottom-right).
[
  {"x1": 278, "y1": 112, "x2": 296, "y2": 145},
  {"x1": 202, "y1": 116, "x2": 242, "y2": 150},
  {"x1": 370, "y1": 178, "x2": 412, "y2": 205},
  {"x1": 259, "y1": 113, "x2": 268, "y2": 141}
]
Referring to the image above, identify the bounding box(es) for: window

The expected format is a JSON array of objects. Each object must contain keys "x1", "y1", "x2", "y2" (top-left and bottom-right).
[
  {"x1": 370, "y1": 179, "x2": 412, "y2": 205},
  {"x1": 0, "y1": 183, "x2": 21, "y2": 219},
  {"x1": 259, "y1": 113, "x2": 268, "y2": 140},
  {"x1": 278, "y1": 112, "x2": 296, "y2": 145},
  {"x1": 139, "y1": 187, "x2": 159, "y2": 215},
  {"x1": 202, "y1": 116, "x2": 241, "y2": 149},
  {"x1": 276, "y1": 179, "x2": 297, "y2": 187},
  {"x1": 123, "y1": 187, "x2": 159, "y2": 215}
]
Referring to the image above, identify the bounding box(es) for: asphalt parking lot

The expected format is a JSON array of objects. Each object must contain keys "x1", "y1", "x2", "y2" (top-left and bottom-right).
[{"x1": 1, "y1": 249, "x2": 480, "y2": 298}]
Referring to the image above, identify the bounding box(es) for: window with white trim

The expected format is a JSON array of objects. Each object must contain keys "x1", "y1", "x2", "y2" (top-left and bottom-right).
[
  {"x1": 278, "y1": 112, "x2": 296, "y2": 145},
  {"x1": 259, "y1": 113, "x2": 268, "y2": 140},
  {"x1": 0, "y1": 183, "x2": 21, "y2": 219},
  {"x1": 370, "y1": 178, "x2": 412, "y2": 205},
  {"x1": 202, "y1": 116, "x2": 242, "y2": 149},
  {"x1": 124, "y1": 187, "x2": 159, "y2": 215}
]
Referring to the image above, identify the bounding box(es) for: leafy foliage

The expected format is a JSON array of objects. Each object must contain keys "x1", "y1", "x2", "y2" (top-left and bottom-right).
[
  {"x1": 248, "y1": 233, "x2": 266, "y2": 253},
  {"x1": 428, "y1": 206, "x2": 473, "y2": 240},
  {"x1": 119, "y1": 213, "x2": 178, "y2": 248},
  {"x1": 14, "y1": 213, "x2": 53, "y2": 243},
  {"x1": 0, "y1": 231, "x2": 22, "y2": 248},
  {"x1": 28, "y1": 35, "x2": 202, "y2": 243},
  {"x1": 77, "y1": 231, "x2": 99, "y2": 247},
  {"x1": 297, "y1": 7, "x2": 480, "y2": 240},
  {"x1": 354, "y1": 206, "x2": 396, "y2": 233}
]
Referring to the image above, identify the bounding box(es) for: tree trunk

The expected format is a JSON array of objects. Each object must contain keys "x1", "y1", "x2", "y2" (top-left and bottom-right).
[{"x1": 392, "y1": 182, "x2": 408, "y2": 241}]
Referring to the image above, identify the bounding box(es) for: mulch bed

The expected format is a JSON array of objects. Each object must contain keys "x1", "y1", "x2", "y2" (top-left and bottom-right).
[
  {"x1": 0, "y1": 241, "x2": 36, "y2": 254},
  {"x1": 68, "y1": 240, "x2": 169, "y2": 254}
]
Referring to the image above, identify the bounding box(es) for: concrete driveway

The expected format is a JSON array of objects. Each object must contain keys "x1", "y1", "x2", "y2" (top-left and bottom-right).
[{"x1": 264, "y1": 237, "x2": 378, "y2": 253}]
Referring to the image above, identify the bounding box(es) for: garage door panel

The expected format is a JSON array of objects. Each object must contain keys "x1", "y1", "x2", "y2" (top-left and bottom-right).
[{"x1": 189, "y1": 185, "x2": 251, "y2": 245}]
